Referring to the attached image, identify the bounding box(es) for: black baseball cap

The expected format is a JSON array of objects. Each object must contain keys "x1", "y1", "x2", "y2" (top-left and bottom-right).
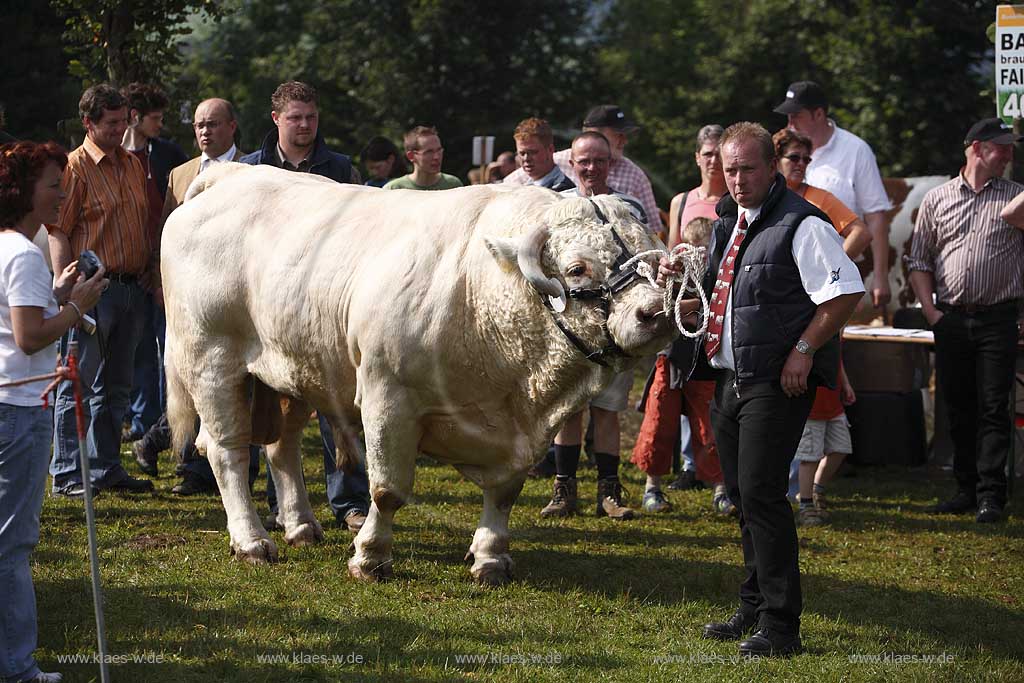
[
  {"x1": 582, "y1": 105, "x2": 640, "y2": 132},
  {"x1": 964, "y1": 117, "x2": 1024, "y2": 145},
  {"x1": 773, "y1": 81, "x2": 829, "y2": 115}
]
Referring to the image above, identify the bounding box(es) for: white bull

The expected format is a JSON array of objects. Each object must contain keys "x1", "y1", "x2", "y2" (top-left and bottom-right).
[{"x1": 162, "y1": 163, "x2": 677, "y2": 584}]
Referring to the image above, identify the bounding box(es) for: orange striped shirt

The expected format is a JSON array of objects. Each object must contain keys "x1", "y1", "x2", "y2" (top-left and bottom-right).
[{"x1": 47, "y1": 136, "x2": 151, "y2": 274}]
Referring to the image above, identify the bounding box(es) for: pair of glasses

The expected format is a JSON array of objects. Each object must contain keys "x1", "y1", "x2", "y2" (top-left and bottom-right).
[{"x1": 783, "y1": 154, "x2": 812, "y2": 164}]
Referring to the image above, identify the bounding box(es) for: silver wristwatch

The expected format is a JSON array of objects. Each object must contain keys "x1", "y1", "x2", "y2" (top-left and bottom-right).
[{"x1": 794, "y1": 339, "x2": 814, "y2": 355}]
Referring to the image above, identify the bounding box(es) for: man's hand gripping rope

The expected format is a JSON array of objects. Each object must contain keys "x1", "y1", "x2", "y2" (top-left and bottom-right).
[{"x1": 619, "y1": 243, "x2": 709, "y2": 338}]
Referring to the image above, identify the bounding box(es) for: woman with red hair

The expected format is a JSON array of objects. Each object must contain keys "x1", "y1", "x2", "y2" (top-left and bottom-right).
[{"x1": 0, "y1": 141, "x2": 106, "y2": 683}]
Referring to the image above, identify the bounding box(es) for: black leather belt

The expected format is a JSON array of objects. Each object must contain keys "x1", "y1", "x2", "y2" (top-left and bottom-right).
[
  {"x1": 105, "y1": 272, "x2": 139, "y2": 284},
  {"x1": 937, "y1": 300, "x2": 1017, "y2": 315}
]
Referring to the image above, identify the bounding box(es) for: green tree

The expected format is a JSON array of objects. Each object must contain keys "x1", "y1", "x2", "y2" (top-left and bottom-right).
[
  {"x1": 50, "y1": 0, "x2": 226, "y2": 86},
  {"x1": 174, "y1": 0, "x2": 599, "y2": 174},
  {"x1": 596, "y1": 0, "x2": 998, "y2": 205}
]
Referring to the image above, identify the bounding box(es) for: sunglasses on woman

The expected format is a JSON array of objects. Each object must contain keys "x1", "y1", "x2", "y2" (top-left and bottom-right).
[{"x1": 782, "y1": 153, "x2": 812, "y2": 164}]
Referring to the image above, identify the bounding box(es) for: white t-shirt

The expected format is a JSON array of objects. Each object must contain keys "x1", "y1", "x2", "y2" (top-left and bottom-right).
[
  {"x1": 805, "y1": 120, "x2": 891, "y2": 218},
  {"x1": 0, "y1": 232, "x2": 59, "y2": 406},
  {"x1": 709, "y1": 202, "x2": 865, "y2": 371}
]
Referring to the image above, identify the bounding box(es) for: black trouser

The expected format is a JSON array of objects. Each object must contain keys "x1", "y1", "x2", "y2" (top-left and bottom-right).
[
  {"x1": 934, "y1": 302, "x2": 1017, "y2": 506},
  {"x1": 711, "y1": 372, "x2": 814, "y2": 634}
]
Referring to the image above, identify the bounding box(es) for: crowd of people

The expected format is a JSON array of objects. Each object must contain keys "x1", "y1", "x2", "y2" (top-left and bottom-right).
[{"x1": 0, "y1": 75, "x2": 1021, "y2": 677}]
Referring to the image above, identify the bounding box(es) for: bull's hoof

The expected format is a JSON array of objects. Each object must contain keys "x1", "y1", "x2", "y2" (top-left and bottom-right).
[
  {"x1": 231, "y1": 537, "x2": 278, "y2": 564},
  {"x1": 284, "y1": 520, "x2": 324, "y2": 548},
  {"x1": 470, "y1": 555, "x2": 514, "y2": 586},
  {"x1": 348, "y1": 556, "x2": 394, "y2": 582}
]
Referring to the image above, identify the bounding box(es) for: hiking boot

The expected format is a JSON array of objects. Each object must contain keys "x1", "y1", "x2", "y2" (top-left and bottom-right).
[
  {"x1": 812, "y1": 489, "x2": 828, "y2": 513},
  {"x1": 642, "y1": 488, "x2": 672, "y2": 513},
  {"x1": 596, "y1": 477, "x2": 636, "y2": 520},
  {"x1": 132, "y1": 440, "x2": 158, "y2": 477},
  {"x1": 340, "y1": 509, "x2": 367, "y2": 532},
  {"x1": 798, "y1": 505, "x2": 828, "y2": 527},
  {"x1": 540, "y1": 477, "x2": 578, "y2": 517},
  {"x1": 667, "y1": 470, "x2": 704, "y2": 491}
]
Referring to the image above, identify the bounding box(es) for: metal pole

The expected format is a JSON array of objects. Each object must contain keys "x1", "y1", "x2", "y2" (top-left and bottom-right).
[{"x1": 68, "y1": 340, "x2": 110, "y2": 683}]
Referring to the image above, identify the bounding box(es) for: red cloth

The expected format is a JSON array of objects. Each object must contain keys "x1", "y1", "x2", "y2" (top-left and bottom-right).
[
  {"x1": 630, "y1": 358, "x2": 723, "y2": 484},
  {"x1": 682, "y1": 380, "x2": 722, "y2": 484},
  {"x1": 808, "y1": 387, "x2": 844, "y2": 421},
  {"x1": 704, "y1": 214, "x2": 747, "y2": 359},
  {"x1": 630, "y1": 356, "x2": 681, "y2": 476}
]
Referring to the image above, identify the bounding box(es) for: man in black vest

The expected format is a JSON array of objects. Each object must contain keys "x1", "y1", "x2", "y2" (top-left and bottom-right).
[{"x1": 660, "y1": 122, "x2": 863, "y2": 657}]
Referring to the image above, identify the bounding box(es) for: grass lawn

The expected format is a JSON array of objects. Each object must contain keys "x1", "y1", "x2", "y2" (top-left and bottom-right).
[{"x1": 33, "y1": 396, "x2": 1024, "y2": 683}]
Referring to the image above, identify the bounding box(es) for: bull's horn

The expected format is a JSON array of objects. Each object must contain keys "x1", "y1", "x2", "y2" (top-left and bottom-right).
[{"x1": 517, "y1": 225, "x2": 564, "y2": 299}]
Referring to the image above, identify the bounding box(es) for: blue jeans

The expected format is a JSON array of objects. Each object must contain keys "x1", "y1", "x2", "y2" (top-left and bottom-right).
[
  {"x1": 128, "y1": 293, "x2": 165, "y2": 437},
  {"x1": 266, "y1": 414, "x2": 369, "y2": 520},
  {"x1": 0, "y1": 404, "x2": 52, "y2": 682},
  {"x1": 50, "y1": 279, "x2": 146, "y2": 489}
]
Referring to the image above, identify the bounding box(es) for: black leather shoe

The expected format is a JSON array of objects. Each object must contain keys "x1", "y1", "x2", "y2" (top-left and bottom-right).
[
  {"x1": 702, "y1": 609, "x2": 757, "y2": 641},
  {"x1": 171, "y1": 472, "x2": 217, "y2": 496},
  {"x1": 104, "y1": 476, "x2": 155, "y2": 494},
  {"x1": 739, "y1": 628, "x2": 802, "y2": 658},
  {"x1": 927, "y1": 491, "x2": 976, "y2": 515},
  {"x1": 976, "y1": 499, "x2": 1004, "y2": 523}
]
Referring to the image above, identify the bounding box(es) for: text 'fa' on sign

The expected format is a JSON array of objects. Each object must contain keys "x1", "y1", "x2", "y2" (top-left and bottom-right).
[{"x1": 997, "y1": 5, "x2": 1024, "y2": 122}]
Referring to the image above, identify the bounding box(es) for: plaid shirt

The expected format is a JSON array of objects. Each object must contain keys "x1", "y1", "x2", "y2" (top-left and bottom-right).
[{"x1": 504, "y1": 150, "x2": 664, "y2": 231}]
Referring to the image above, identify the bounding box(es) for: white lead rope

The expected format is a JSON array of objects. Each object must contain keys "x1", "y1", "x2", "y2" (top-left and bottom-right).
[{"x1": 618, "y1": 243, "x2": 710, "y2": 338}]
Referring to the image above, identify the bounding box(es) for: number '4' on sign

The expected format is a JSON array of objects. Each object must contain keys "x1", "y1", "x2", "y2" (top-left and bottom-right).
[{"x1": 1004, "y1": 92, "x2": 1023, "y2": 119}]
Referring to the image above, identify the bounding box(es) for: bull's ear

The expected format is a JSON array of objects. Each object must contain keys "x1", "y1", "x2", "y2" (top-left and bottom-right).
[{"x1": 484, "y1": 236, "x2": 519, "y2": 271}]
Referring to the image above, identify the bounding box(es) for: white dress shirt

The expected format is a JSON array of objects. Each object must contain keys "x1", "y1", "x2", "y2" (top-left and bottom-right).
[{"x1": 200, "y1": 144, "x2": 238, "y2": 173}]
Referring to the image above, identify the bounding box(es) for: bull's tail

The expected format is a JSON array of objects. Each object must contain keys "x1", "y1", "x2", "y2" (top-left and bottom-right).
[
  {"x1": 183, "y1": 161, "x2": 250, "y2": 202},
  {"x1": 165, "y1": 351, "x2": 199, "y2": 455}
]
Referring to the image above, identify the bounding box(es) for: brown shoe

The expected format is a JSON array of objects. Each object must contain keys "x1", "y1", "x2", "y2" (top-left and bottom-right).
[
  {"x1": 596, "y1": 477, "x2": 635, "y2": 520},
  {"x1": 540, "y1": 477, "x2": 577, "y2": 517},
  {"x1": 812, "y1": 489, "x2": 827, "y2": 512},
  {"x1": 341, "y1": 510, "x2": 367, "y2": 532}
]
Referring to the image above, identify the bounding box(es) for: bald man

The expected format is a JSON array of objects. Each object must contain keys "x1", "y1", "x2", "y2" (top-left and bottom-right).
[{"x1": 132, "y1": 97, "x2": 252, "y2": 496}]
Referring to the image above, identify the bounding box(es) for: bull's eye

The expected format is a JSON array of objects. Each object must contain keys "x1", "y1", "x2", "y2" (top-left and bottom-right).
[{"x1": 566, "y1": 263, "x2": 587, "y2": 278}]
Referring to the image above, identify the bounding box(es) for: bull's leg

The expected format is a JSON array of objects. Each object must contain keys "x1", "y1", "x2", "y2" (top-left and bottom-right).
[
  {"x1": 348, "y1": 392, "x2": 417, "y2": 582},
  {"x1": 266, "y1": 397, "x2": 324, "y2": 548},
  {"x1": 466, "y1": 476, "x2": 525, "y2": 586},
  {"x1": 206, "y1": 438, "x2": 277, "y2": 564},
  {"x1": 194, "y1": 371, "x2": 277, "y2": 564}
]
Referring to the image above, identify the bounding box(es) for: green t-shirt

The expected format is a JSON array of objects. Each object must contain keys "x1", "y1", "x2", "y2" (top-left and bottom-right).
[{"x1": 383, "y1": 173, "x2": 463, "y2": 191}]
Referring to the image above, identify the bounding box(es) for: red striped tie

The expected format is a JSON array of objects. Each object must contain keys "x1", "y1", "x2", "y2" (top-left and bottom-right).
[{"x1": 704, "y1": 213, "x2": 748, "y2": 360}]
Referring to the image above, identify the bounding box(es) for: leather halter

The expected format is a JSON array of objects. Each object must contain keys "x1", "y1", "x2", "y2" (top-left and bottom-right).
[{"x1": 539, "y1": 200, "x2": 647, "y2": 367}]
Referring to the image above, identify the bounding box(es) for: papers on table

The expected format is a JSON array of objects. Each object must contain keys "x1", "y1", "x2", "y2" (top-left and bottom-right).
[{"x1": 843, "y1": 325, "x2": 934, "y2": 342}]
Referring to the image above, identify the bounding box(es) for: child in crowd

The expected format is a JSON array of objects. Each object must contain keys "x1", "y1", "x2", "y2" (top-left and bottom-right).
[{"x1": 632, "y1": 217, "x2": 735, "y2": 515}]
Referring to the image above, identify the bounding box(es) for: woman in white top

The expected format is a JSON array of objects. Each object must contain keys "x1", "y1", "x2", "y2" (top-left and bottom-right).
[{"x1": 0, "y1": 141, "x2": 105, "y2": 683}]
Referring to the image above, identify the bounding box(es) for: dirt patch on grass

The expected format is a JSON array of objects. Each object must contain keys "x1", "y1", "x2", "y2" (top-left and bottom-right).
[{"x1": 124, "y1": 533, "x2": 188, "y2": 550}]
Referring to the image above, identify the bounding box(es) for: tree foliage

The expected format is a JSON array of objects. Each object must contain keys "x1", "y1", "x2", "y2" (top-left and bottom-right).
[
  {"x1": 174, "y1": 0, "x2": 599, "y2": 171},
  {"x1": 597, "y1": 0, "x2": 998, "y2": 203},
  {"x1": 50, "y1": 0, "x2": 225, "y2": 87}
]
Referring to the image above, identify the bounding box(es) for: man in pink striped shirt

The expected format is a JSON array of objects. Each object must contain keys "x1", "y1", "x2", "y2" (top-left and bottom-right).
[{"x1": 503, "y1": 105, "x2": 663, "y2": 234}]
